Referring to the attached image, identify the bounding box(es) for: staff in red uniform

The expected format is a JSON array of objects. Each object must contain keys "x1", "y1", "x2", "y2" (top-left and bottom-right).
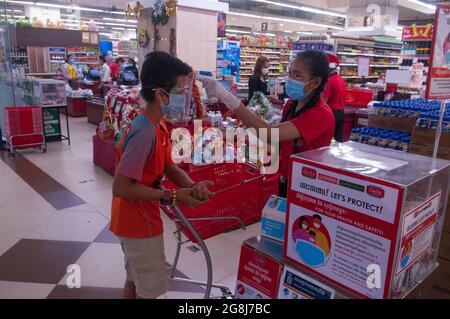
[
  {"x1": 323, "y1": 54, "x2": 346, "y2": 142},
  {"x1": 198, "y1": 50, "x2": 335, "y2": 198}
]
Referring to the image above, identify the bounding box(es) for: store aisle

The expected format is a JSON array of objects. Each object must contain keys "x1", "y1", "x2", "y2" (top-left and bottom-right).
[{"x1": 0, "y1": 117, "x2": 260, "y2": 299}]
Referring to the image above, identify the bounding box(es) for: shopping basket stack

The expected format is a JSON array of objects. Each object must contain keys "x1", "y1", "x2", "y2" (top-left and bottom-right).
[
  {"x1": 4, "y1": 106, "x2": 46, "y2": 155},
  {"x1": 162, "y1": 163, "x2": 266, "y2": 243}
]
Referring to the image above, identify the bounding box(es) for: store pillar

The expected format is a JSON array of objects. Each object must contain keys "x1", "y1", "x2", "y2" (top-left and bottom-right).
[{"x1": 135, "y1": 0, "x2": 228, "y2": 72}]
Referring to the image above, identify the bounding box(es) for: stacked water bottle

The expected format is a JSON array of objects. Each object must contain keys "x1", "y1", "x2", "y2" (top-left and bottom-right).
[
  {"x1": 415, "y1": 106, "x2": 450, "y2": 133},
  {"x1": 370, "y1": 98, "x2": 444, "y2": 119},
  {"x1": 350, "y1": 127, "x2": 411, "y2": 152}
]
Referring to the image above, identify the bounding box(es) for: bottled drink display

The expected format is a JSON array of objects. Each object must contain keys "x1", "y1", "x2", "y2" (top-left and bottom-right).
[{"x1": 350, "y1": 127, "x2": 411, "y2": 152}]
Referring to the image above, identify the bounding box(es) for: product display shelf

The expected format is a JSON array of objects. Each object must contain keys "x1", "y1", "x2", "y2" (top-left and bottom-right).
[
  {"x1": 238, "y1": 44, "x2": 290, "y2": 87},
  {"x1": 116, "y1": 40, "x2": 138, "y2": 58},
  {"x1": 335, "y1": 36, "x2": 402, "y2": 84},
  {"x1": 68, "y1": 47, "x2": 100, "y2": 66},
  {"x1": 399, "y1": 27, "x2": 433, "y2": 87},
  {"x1": 10, "y1": 45, "x2": 29, "y2": 71}
]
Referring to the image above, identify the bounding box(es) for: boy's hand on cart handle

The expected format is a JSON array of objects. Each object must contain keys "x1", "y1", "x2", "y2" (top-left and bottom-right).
[
  {"x1": 196, "y1": 75, "x2": 241, "y2": 110},
  {"x1": 191, "y1": 180, "x2": 214, "y2": 201},
  {"x1": 176, "y1": 188, "x2": 207, "y2": 208}
]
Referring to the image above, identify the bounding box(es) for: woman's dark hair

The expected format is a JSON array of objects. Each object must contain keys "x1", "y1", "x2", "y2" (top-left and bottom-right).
[
  {"x1": 254, "y1": 55, "x2": 269, "y2": 77},
  {"x1": 298, "y1": 216, "x2": 309, "y2": 229},
  {"x1": 140, "y1": 51, "x2": 191, "y2": 102},
  {"x1": 284, "y1": 50, "x2": 329, "y2": 120},
  {"x1": 128, "y1": 58, "x2": 136, "y2": 67},
  {"x1": 99, "y1": 54, "x2": 107, "y2": 64},
  {"x1": 65, "y1": 54, "x2": 72, "y2": 63}
]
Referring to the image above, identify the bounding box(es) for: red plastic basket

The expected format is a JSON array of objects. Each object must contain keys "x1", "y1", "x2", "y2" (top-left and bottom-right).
[
  {"x1": 344, "y1": 88, "x2": 374, "y2": 107},
  {"x1": 161, "y1": 163, "x2": 265, "y2": 242},
  {"x1": 4, "y1": 106, "x2": 43, "y2": 136},
  {"x1": 4, "y1": 106, "x2": 44, "y2": 151}
]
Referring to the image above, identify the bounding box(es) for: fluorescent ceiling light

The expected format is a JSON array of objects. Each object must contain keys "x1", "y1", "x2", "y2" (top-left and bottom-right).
[
  {"x1": 112, "y1": 27, "x2": 125, "y2": 30},
  {"x1": 226, "y1": 29, "x2": 252, "y2": 34},
  {"x1": 261, "y1": 15, "x2": 343, "y2": 30},
  {"x1": 254, "y1": 32, "x2": 276, "y2": 36},
  {"x1": 249, "y1": 0, "x2": 346, "y2": 18},
  {"x1": 297, "y1": 31, "x2": 313, "y2": 35},
  {"x1": 228, "y1": 11, "x2": 343, "y2": 30},
  {"x1": 5, "y1": 1, "x2": 127, "y2": 15},
  {"x1": 407, "y1": 0, "x2": 436, "y2": 12},
  {"x1": 226, "y1": 12, "x2": 262, "y2": 19},
  {"x1": 103, "y1": 17, "x2": 137, "y2": 24}
]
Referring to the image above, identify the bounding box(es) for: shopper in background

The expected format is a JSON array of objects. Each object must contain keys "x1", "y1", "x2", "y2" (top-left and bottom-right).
[
  {"x1": 99, "y1": 54, "x2": 112, "y2": 84},
  {"x1": 110, "y1": 51, "x2": 214, "y2": 299},
  {"x1": 198, "y1": 50, "x2": 335, "y2": 198},
  {"x1": 121, "y1": 58, "x2": 139, "y2": 86},
  {"x1": 60, "y1": 54, "x2": 77, "y2": 83},
  {"x1": 323, "y1": 54, "x2": 346, "y2": 142},
  {"x1": 248, "y1": 56, "x2": 278, "y2": 103},
  {"x1": 108, "y1": 57, "x2": 120, "y2": 83}
]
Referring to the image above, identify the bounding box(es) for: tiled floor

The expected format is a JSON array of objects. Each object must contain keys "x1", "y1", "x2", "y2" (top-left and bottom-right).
[{"x1": 0, "y1": 117, "x2": 261, "y2": 299}]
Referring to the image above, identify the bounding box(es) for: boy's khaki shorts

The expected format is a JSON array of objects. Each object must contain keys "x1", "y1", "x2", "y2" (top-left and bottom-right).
[{"x1": 119, "y1": 235, "x2": 168, "y2": 299}]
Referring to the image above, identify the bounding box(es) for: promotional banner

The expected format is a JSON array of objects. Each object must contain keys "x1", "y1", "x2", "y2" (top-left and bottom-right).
[
  {"x1": 285, "y1": 158, "x2": 403, "y2": 299},
  {"x1": 426, "y1": 4, "x2": 450, "y2": 99},
  {"x1": 235, "y1": 245, "x2": 283, "y2": 299},
  {"x1": 402, "y1": 24, "x2": 433, "y2": 41},
  {"x1": 221, "y1": 40, "x2": 240, "y2": 83},
  {"x1": 395, "y1": 193, "x2": 440, "y2": 275}
]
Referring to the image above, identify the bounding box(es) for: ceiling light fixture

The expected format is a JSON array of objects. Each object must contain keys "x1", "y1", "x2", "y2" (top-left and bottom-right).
[
  {"x1": 227, "y1": 11, "x2": 343, "y2": 30},
  {"x1": 103, "y1": 17, "x2": 137, "y2": 24},
  {"x1": 249, "y1": 0, "x2": 346, "y2": 18},
  {"x1": 226, "y1": 28, "x2": 252, "y2": 34},
  {"x1": 5, "y1": 1, "x2": 127, "y2": 15}
]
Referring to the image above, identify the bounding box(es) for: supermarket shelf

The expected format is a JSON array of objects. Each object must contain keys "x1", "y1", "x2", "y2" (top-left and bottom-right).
[
  {"x1": 400, "y1": 56, "x2": 430, "y2": 60},
  {"x1": 340, "y1": 63, "x2": 400, "y2": 68},
  {"x1": 402, "y1": 38, "x2": 432, "y2": 42},
  {"x1": 337, "y1": 51, "x2": 400, "y2": 58},
  {"x1": 342, "y1": 75, "x2": 379, "y2": 79},
  {"x1": 240, "y1": 44, "x2": 287, "y2": 49},
  {"x1": 241, "y1": 50, "x2": 281, "y2": 54},
  {"x1": 337, "y1": 42, "x2": 401, "y2": 50},
  {"x1": 9, "y1": 55, "x2": 28, "y2": 58}
]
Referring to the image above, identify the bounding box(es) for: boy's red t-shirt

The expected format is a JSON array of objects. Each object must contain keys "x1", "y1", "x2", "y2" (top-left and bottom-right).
[
  {"x1": 279, "y1": 98, "x2": 335, "y2": 178},
  {"x1": 110, "y1": 111, "x2": 173, "y2": 238}
]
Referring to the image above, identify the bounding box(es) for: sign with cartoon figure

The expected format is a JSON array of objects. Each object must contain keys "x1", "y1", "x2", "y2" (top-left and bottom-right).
[
  {"x1": 221, "y1": 40, "x2": 240, "y2": 83},
  {"x1": 291, "y1": 214, "x2": 331, "y2": 267},
  {"x1": 285, "y1": 158, "x2": 403, "y2": 299},
  {"x1": 426, "y1": 4, "x2": 450, "y2": 99}
]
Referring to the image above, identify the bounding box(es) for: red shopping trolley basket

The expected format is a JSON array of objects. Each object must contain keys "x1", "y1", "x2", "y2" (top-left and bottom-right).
[
  {"x1": 4, "y1": 106, "x2": 45, "y2": 153},
  {"x1": 161, "y1": 163, "x2": 266, "y2": 243}
]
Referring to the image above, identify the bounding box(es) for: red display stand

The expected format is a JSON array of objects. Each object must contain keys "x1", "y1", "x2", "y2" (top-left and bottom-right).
[
  {"x1": 86, "y1": 98, "x2": 104, "y2": 125},
  {"x1": 93, "y1": 135, "x2": 117, "y2": 176},
  {"x1": 61, "y1": 97, "x2": 87, "y2": 117}
]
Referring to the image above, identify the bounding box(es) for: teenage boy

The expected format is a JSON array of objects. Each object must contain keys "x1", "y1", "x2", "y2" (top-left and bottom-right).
[{"x1": 111, "y1": 51, "x2": 213, "y2": 299}]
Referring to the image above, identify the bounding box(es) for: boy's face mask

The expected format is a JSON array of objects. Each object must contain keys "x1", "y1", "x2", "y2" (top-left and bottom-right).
[{"x1": 157, "y1": 84, "x2": 190, "y2": 117}]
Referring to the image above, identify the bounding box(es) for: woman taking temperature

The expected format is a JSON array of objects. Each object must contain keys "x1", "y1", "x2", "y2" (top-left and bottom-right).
[{"x1": 199, "y1": 50, "x2": 335, "y2": 198}]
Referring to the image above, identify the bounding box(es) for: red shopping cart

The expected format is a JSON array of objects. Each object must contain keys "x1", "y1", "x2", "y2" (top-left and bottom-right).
[
  {"x1": 161, "y1": 163, "x2": 272, "y2": 299},
  {"x1": 4, "y1": 106, "x2": 46, "y2": 155}
]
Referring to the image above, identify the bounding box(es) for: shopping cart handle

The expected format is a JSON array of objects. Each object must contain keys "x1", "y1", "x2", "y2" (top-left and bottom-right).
[{"x1": 173, "y1": 216, "x2": 246, "y2": 230}]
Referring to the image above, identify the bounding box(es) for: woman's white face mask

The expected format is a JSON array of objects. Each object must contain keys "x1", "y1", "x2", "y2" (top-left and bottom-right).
[{"x1": 261, "y1": 68, "x2": 269, "y2": 75}]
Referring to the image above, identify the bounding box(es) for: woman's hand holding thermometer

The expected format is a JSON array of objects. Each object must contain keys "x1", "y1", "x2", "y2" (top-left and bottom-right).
[{"x1": 196, "y1": 74, "x2": 241, "y2": 110}]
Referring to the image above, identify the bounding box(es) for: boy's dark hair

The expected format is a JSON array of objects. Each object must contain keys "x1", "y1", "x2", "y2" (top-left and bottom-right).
[
  {"x1": 313, "y1": 214, "x2": 322, "y2": 221},
  {"x1": 99, "y1": 54, "x2": 107, "y2": 63},
  {"x1": 309, "y1": 231, "x2": 316, "y2": 236},
  {"x1": 140, "y1": 51, "x2": 191, "y2": 102},
  {"x1": 283, "y1": 50, "x2": 329, "y2": 120},
  {"x1": 65, "y1": 54, "x2": 72, "y2": 63}
]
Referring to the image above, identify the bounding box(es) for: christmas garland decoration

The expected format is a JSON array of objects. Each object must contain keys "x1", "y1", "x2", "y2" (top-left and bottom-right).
[
  {"x1": 169, "y1": 27, "x2": 176, "y2": 55},
  {"x1": 152, "y1": 0, "x2": 169, "y2": 26},
  {"x1": 138, "y1": 27, "x2": 149, "y2": 48}
]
